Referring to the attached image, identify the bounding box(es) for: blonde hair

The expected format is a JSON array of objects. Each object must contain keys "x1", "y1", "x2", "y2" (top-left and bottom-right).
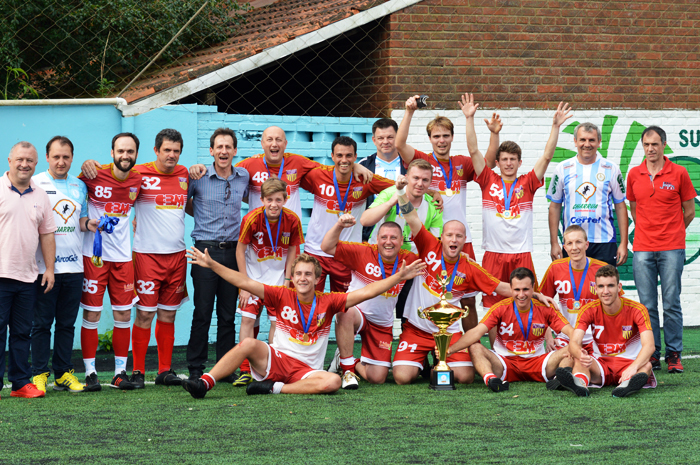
[
  {"x1": 292, "y1": 253, "x2": 322, "y2": 279},
  {"x1": 260, "y1": 177, "x2": 288, "y2": 199},
  {"x1": 426, "y1": 116, "x2": 454, "y2": 136}
]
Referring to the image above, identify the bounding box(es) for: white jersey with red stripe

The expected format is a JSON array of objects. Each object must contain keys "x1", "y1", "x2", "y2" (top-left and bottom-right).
[
  {"x1": 263, "y1": 285, "x2": 347, "y2": 370},
  {"x1": 475, "y1": 166, "x2": 543, "y2": 253},
  {"x1": 575, "y1": 297, "x2": 652, "y2": 361},
  {"x1": 132, "y1": 162, "x2": 188, "y2": 254},
  {"x1": 235, "y1": 153, "x2": 319, "y2": 217},
  {"x1": 300, "y1": 166, "x2": 393, "y2": 257},
  {"x1": 80, "y1": 164, "x2": 141, "y2": 262},
  {"x1": 334, "y1": 242, "x2": 419, "y2": 327},
  {"x1": 404, "y1": 226, "x2": 500, "y2": 334}
]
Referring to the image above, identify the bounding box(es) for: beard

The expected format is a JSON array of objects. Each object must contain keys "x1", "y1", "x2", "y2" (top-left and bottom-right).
[{"x1": 114, "y1": 156, "x2": 136, "y2": 173}]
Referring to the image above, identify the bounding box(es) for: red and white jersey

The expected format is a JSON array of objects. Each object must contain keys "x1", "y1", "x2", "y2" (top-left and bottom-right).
[
  {"x1": 539, "y1": 257, "x2": 612, "y2": 344},
  {"x1": 132, "y1": 162, "x2": 188, "y2": 254},
  {"x1": 405, "y1": 226, "x2": 500, "y2": 333},
  {"x1": 575, "y1": 297, "x2": 652, "y2": 360},
  {"x1": 236, "y1": 153, "x2": 319, "y2": 217},
  {"x1": 80, "y1": 164, "x2": 141, "y2": 262},
  {"x1": 239, "y1": 207, "x2": 304, "y2": 285},
  {"x1": 475, "y1": 166, "x2": 543, "y2": 253},
  {"x1": 264, "y1": 285, "x2": 347, "y2": 370},
  {"x1": 334, "y1": 242, "x2": 419, "y2": 327},
  {"x1": 481, "y1": 297, "x2": 570, "y2": 358},
  {"x1": 412, "y1": 150, "x2": 476, "y2": 242},
  {"x1": 301, "y1": 166, "x2": 393, "y2": 257}
]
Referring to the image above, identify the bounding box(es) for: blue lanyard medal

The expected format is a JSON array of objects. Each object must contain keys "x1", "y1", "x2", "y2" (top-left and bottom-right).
[
  {"x1": 432, "y1": 153, "x2": 454, "y2": 197},
  {"x1": 263, "y1": 156, "x2": 284, "y2": 180},
  {"x1": 332, "y1": 169, "x2": 353, "y2": 217},
  {"x1": 91, "y1": 215, "x2": 120, "y2": 268},
  {"x1": 501, "y1": 179, "x2": 518, "y2": 219},
  {"x1": 263, "y1": 209, "x2": 282, "y2": 259},
  {"x1": 377, "y1": 252, "x2": 400, "y2": 298},
  {"x1": 569, "y1": 258, "x2": 590, "y2": 310},
  {"x1": 297, "y1": 295, "x2": 317, "y2": 343},
  {"x1": 440, "y1": 256, "x2": 459, "y2": 300},
  {"x1": 513, "y1": 301, "x2": 534, "y2": 341}
]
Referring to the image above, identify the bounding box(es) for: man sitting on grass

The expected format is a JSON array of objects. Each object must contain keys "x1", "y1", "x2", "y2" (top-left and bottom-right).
[{"x1": 181, "y1": 249, "x2": 425, "y2": 397}]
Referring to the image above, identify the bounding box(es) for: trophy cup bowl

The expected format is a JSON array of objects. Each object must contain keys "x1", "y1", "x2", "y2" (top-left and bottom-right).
[{"x1": 419, "y1": 297, "x2": 467, "y2": 391}]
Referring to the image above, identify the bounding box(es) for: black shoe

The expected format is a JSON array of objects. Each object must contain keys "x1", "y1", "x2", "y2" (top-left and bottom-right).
[
  {"x1": 182, "y1": 379, "x2": 208, "y2": 399},
  {"x1": 84, "y1": 372, "x2": 102, "y2": 392},
  {"x1": 419, "y1": 356, "x2": 431, "y2": 380},
  {"x1": 219, "y1": 373, "x2": 240, "y2": 384},
  {"x1": 188, "y1": 369, "x2": 203, "y2": 381},
  {"x1": 130, "y1": 370, "x2": 145, "y2": 389},
  {"x1": 612, "y1": 373, "x2": 649, "y2": 398},
  {"x1": 110, "y1": 371, "x2": 137, "y2": 390},
  {"x1": 155, "y1": 370, "x2": 183, "y2": 386},
  {"x1": 487, "y1": 377, "x2": 509, "y2": 392},
  {"x1": 555, "y1": 367, "x2": 589, "y2": 397},
  {"x1": 650, "y1": 356, "x2": 661, "y2": 371},
  {"x1": 246, "y1": 380, "x2": 275, "y2": 395},
  {"x1": 546, "y1": 366, "x2": 572, "y2": 391}
]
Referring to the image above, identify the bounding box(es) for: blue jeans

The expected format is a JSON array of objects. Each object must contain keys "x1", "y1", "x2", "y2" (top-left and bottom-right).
[
  {"x1": 31, "y1": 272, "x2": 83, "y2": 377},
  {"x1": 633, "y1": 249, "x2": 685, "y2": 359},
  {"x1": 0, "y1": 278, "x2": 36, "y2": 391}
]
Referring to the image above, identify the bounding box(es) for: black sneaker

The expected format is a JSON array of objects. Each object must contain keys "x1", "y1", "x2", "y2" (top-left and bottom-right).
[
  {"x1": 84, "y1": 372, "x2": 102, "y2": 392},
  {"x1": 612, "y1": 372, "x2": 649, "y2": 398},
  {"x1": 650, "y1": 356, "x2": 661, "y2": 371},
  {"x1": 546, "y1": 366, "x2": 572, "y2": 391},
  {"x1": 487, "y1": 377, "x2": 509, "y2": 392},
  {"x1": 130, "y1": 370, "x2": 145, "y2": 389},
  {"x1": 555, "y1": 367, "x2": 589, "y2": 397},
  {"x1": 155, "y1": 370, "x2": 183, "y2": 386},
  {"x1": 182, "y1": 379, "x2": 208, "y2": 399},
  {"x1": 666, "y1": 352, "x2": 684, "y2": 374},
  {"x1": 246, "y1": 380, "x2": 275, "y2": 395},
  {"x1": 109, "y1": 371, "x2": 136, "y2": 390}
]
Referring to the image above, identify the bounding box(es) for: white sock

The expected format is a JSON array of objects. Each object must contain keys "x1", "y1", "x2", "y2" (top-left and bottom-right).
[
  {"x1": 272, "y1": 382, "x2": 284, "y2": 394},
  {"x1": 84, "y1": 358, "x2": 96, "y2": 376},
  {"x1": 115, "y1": 356, "x2": 128, "y2": 375}
]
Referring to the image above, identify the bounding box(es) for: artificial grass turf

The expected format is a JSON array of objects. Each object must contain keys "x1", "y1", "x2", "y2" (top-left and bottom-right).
[{"x1": 2, "y1": 355, "x2": 699, "y2": 464}]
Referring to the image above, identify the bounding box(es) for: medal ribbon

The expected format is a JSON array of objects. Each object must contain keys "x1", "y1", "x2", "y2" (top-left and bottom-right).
[
  {"x1": 501, "y1": 179, "x2": 518, "y2": 212},
  {"x1": 263, "y1": 156, "x2": 284, "y2": 179},
  {"x1": 377, "y1": 252, "x2": 400, "y2": 280},
  {"x1": 569, "y1": 258, "x2": 590, "y2": 304},
  {"x1": 440, "y1": 256, "x2": 459, "y2": 293},
  {"x1": 263, "y1": 209, "x2": 282, "y2": 255},
  {"x1": 432, "y1": 152, "x2": 453, "y2": 193},
  {"x1": 297, "y1": 295, "x2": 317, "y2": 335},
  {"x1": 513, "y1": 300, "x2": 534, "y2": 340},
  {"x1": 92, "y1": 216, "x2": 120, "y2": 265},
  {"x1": 332, "y1": 169, "x2": 353, "y2": 213}
]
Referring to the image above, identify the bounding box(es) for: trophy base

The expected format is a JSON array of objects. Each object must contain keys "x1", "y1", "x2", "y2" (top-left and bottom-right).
[{"x1": 429, "y1": 368, "x2": 455, "y2": 391}]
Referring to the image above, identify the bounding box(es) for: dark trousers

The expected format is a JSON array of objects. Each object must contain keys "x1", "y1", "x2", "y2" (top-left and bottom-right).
[
  {"x1": 31, "y1": 272, "x2": 83, "y2": 378},
  {"x1": 187, "y1": 242, "x2": 239, "y2": 373},
  {"x1": 0, "y1": 278, "x2": 36, "y2": 390},
  {"x1": 563, "y1": 241, "x2": 618, "y2": 267},
  {"x1": 395, "y1": 277, "x2": 414, "y2": 322}
]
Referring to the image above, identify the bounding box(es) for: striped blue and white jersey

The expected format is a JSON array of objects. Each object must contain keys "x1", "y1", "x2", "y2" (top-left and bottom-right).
[{"x1": 546, "y1": 156, "x2": 626, "y2": 244}]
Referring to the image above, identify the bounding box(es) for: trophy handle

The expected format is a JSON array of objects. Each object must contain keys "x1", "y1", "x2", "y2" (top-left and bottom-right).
[{"x1": 417, "y1": 307, "x2": 426, "y2": 319}]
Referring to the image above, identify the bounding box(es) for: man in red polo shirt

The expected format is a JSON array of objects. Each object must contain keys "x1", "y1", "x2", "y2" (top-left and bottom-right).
[{"x1": 626, "y1": 126, "x2": 695, "y2": 374}]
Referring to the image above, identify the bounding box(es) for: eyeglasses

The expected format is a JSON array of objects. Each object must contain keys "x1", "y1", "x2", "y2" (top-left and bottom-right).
[{"x1": 225, "y1": 181, "x2": 231, "y2": 200}]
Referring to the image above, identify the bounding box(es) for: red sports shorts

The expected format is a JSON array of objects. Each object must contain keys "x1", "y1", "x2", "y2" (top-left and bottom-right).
[
  {"x1": 494, "y1": 351, "x2": 553, "y2": 383},
  {"x1": 481, "y1": 251, "x2": 536, "y2": 308},
  {"x1": 81, "y1": 256, "x2": 138, "y2": 312},
  {"x1": 133, "y1": 251, "x2": 188, "y2": 311},
  {"x1": 355, "y1": 309, "x2": 394, "y2": 367},
  {"x1": 392, "y1": 322, "x2": 471, "y2": 369},
  {"x1": 251, "y1": 344, "x2": 321, "y2": 384}
]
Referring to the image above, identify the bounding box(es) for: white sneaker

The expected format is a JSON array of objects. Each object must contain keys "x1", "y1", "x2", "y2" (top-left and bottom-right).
[
  {"x1": 327, "y1": 348, "x2": 340, "y2": 373},
  {"x1": 341, "y1": 370, "x2": 359, "y2": 390}
]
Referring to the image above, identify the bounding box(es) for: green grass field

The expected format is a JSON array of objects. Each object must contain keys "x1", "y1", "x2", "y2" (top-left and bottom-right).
[{"x1": 2, "y1": 331, "x2": 700, "y2": 464}]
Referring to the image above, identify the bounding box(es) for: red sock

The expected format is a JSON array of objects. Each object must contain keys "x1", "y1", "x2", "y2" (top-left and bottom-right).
[
  {"x1": 339, "y1": 357, "x2": 359, "y2": 374},
  {"x1": 483, "y1": 372, "x2": 496, "y2": 385},
  {"x1": 81, "y1": 326, "x2": 99, "y2": 359},
  {"x1": 574, "y1": 373, "x2": 590, "y2": 386},
  {"x1": 155, "y1": 320, "x2": 175, "y2": 374},
  {"x1": 131, "y1": 325, "x2": 150, "y2": 373},
  {"x1": 201, "y1": 373, "x2": 215, "y2": 390},
  {"x1": 112, "y1": 325, "x2": 131, "y2": 358},
  {"x1": 239, "y1": 326, "x2": 260, "y2": 373}
]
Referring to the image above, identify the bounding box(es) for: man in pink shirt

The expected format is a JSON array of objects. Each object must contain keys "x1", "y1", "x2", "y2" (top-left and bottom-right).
[{"x1": 0, "y1": 141, "x2": 57, "y2": 399}]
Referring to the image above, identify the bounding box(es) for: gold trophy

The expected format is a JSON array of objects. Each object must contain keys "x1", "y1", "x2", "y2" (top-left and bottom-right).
[{"x1": 418, "y1": 270, "x2": 468, "y2": 390}]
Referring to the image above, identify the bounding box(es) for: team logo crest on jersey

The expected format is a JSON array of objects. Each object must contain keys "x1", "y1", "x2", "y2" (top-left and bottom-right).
[
  {"x1": 456, "y1": 165, "x2": 463, "y2": 176},
  {"x1": 129, "y1": 187, "x2": 138, "y2": 200},
  {"x1": 590, "y1": 282, "x2": 596, "y2": 295},
  {"x1": 454, "y1": 271, "x2": 466, "y2": 287},
  {"x1": 285, "y1": 169, "x2": 297, "y2": 182},
  {"x1": 124, "y1": 283, "x2": 134, "y2": 292},
  {"x1": 352, "y1": 186, "x2": 363, "y2": 199},
  {"x1": 515, "y1": 185, "x2": 524, "y2": 199},
  {"x1": 281, "y1": 232, "x2": 290, "y2": 245},
  {"x1": 53, "y1": 199, "x2": 77, "y2": 223},
  {"x1": 179, "y1": 177, "x2": 188, "y2": 190},
  {"x1": 622, "y1": 325, "x2": 632, "y2": 339},
  {"x1": 575, "y1": 182, "x2": 596, "y2": 201},
  {"x1": 532, "y1": 323, "x2": 546, "y2": 337},
  {"x1": 596, "y1": 173, "x2": 606, "y2": 182},
  {"x1": 379, "y1": 340, "x2": 392, "y2": 350},
  {"x1": 316, "y1": 313, "x2": 326, "y2": 326}
]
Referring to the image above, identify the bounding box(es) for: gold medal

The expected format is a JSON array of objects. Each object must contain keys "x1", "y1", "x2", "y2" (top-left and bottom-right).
[
  {"x1": 303, "y1": 333, "x2": 309, "y2": 342},
  {"x1": 445, "y1": 188, "x2": 453, "y2": 197},
  {"x1": 445, "y1": 291, "x2": 453, "y2": 300},
  {"x1": 573, "y1": 301, "x2": 581, "y2": 310},
  {"x1": 91, "y1": 256, "x2": 103, "y2": 268}
]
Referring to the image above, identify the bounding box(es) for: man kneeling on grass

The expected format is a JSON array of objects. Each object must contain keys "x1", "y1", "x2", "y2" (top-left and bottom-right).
[
  {"x1": 555, "y1": 265, "x2": 657, "y2": 397},
  {"x1": 182, "y1": 249, "x2": 425, "y2": 397}
]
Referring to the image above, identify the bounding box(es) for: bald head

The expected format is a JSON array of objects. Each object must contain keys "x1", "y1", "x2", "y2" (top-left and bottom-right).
[
  {"x1": 441, "y1": 220, "x2": 467, "y2": 261},
  {"x1": 443, "y1": 220, "x2": 466, "y2": 236},
  {"x1": 8, "y1": 141, "x2": 38, "y2": 188},
  {"x1": 262, "y1": 126, "x2": 288, "y2": 164},
  {"x1": 9, "y1": 141, "x2": 37, "y2": 160}
]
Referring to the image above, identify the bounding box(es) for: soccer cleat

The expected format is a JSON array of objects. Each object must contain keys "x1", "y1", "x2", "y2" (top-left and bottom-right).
[
  {"x1": 487, "y1": 377, "x2": 509, "y2": 392},
  {"x1": 33, "y1": 372, "x2": 50, "y2": 394},
  {"x1": 188, "y1": 369, "x2": 203, "y2": 381},
  {"x1": 155, "y1": 370, "x2": 183, "y2": 386},
  {"x1": 110, "y1": 371, "x2": 137, "y2": 390},
  {"x1": 327, "y1": 348, "x2": 340, "y2": 374},
  {"x1": 546, "y1": 366, "x2": 572, "y2": 391},
  {"x1": 666, "y1": 352, "x2": 684, "y2": 373},
  {"x1": 650, "y1": 356, "x2": 661, "y2": 371},
  {"x1": 182, "y1": 379, "x2": 208, "y2": 399},
  {"x1": 341, "y1": 371, "x2": 359, "y2": 390},
  {"x1": 555, "y1": 368, "x2": 589, "y2": 397},
  {"x1": 246, "y1": 380, "x2": 275, "y2": 395},
  {"x1": 232, "y1": 372, "x2": 253, "y2": 387},
  {"x1": 84, "y1": 373, "x2": 102, "y2": 392},
  {"x1": 612, "y1": 373, "x2": 649, "y2": 398},
  {"x1": 53, "y1": 370, "x2": 84, "y2": 392},
  {"x1": 130, "y1": 371, "x2": 145, "y2": 389},
  {"x1": 11, "y1": 383, "x2": 45, "y2": 398}
]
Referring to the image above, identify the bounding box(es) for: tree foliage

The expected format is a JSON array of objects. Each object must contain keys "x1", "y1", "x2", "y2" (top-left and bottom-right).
[{"x1": 0, "y1": 0, "x2": 249, "y2": 99}]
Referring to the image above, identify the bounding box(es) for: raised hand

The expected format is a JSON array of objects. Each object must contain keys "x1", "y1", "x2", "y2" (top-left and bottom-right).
[
  {"x1": 337, "y1": 213, "x2": 356, "y2": 229},
  {"x1": 186, "y1": 246, "x2": 215, "y2": 269},
  {"x1": 552, "y1": 102, "x2": 573, "y2": 128},
  {"x1": 399, "y1": 259, "x2": 427, "y2": 280},
  {"x1": 485, "y1": 112, "x2": 503, "y2": 134},
  {"x1": 405, "y1": 95, "x2": 420, "y2": 112},
  {"x1": 458, "y1": 92, "x2": 479, "y2": 119}
]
